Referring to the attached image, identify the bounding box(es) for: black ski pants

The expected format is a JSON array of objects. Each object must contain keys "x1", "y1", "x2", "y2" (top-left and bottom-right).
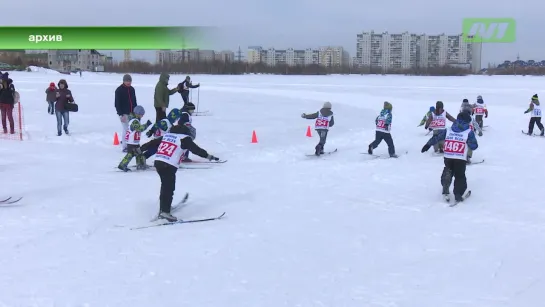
[
  {"x1": 369, "y1": 131, "x2": 395, "y2": 155},
  {"x1": 315, "y1": 129, "x2": 328, "y2": 151},
  {"x1": 441, "y1": 158, "x2": 467, "y2": 197},
  {"x1": 181, "y1": 91, "x2": 190, "y2": 105},
  {"x1": 155, "y1": 107, "x2": 166, "y2": 123},
  {"x1": 528, "y1": 117, "x2": 544, "y2": 134},
  {"x1": 155, "y1": 160, "x2": 178, "y2": 213},
  {"x1": 475, "y1": 115, "x2": 484, "y2": 128}
]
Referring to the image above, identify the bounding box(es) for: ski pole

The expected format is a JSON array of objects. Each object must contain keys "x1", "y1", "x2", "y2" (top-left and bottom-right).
[{"x1": 196, "y1": 87, "x2": 200, "y2": 113}]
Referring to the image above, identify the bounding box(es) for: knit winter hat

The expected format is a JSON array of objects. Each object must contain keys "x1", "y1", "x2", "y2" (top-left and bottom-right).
[
  {"x1": 58, "y1": 79, "x2": 68, "y2": 88},
  {"x1": 532, "y1": 94, "x2": 539, "y2": 100},
  {"x1": 49, "y1": 82, "x2": 55, "y2": 87},
  {"x1": 457, "y1": 112, "x2": 471, "y2": 123},
  {"x1": 323, "y1": 101, "x2": 332, "y2": 109},
  {"x1": 133, "y1": 105, "x2": 145, "y2": 116},
  {"x1": 123, "y1": 74, "x2": 132, "y2": 82},
  {"x1": 436, "y1": 101, "x2": 444, "y2": 109},
  {"x1": 463, "y1": 98, "x2": 469, "y2": 102},
  {"x1": 384, "y1": 101, "x2": 392, "y2": 110}
]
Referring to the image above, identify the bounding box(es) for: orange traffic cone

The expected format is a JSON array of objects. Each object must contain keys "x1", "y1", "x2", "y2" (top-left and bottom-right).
[
  {"x1": 306, "y1": 126, "x2": 312, "y2": 137},
  {"x1": 251, "y1": 130, "x2": 258, "y2": 143},
  {"x1": 113, "y1": 132, "x2": 120, "y2": 145}
]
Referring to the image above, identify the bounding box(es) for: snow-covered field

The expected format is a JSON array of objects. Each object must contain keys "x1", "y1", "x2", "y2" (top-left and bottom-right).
[{"x1": 1, "y1": 71, "x2": 545, "y2": 307}]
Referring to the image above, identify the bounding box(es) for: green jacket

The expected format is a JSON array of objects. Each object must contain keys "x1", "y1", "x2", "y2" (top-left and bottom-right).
[{"x1": 154, "y1": 73, "x2": 178, "y2": 108}]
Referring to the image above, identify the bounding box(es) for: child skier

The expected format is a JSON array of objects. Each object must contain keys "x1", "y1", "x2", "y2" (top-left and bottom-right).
[
  {"x1": 425, "y1": 101, "x2": 456, "y2": 153},
  {"x1": 118, "y1": 105, "x2": 152, "y2": 172},
  {"x1": 154, "y1": 124, "x2": 220, "y2": 222},
  {"x1": 45, "y1": 82, "x2": 56, "y2": 115},
  {"x1": 368, "y1": 101, "x2": 397, "y2": 157},
  {"x1": 301, "y1": 101, "x2": 335, "y2": 156},
  {"x1": 473, "y1": 95, "x2": 488, "y2": 128},
  {"x1": 524, "y1": 94, "x2": 543, "y2": 136},
  {"x1": 179, "y1": 102, "x2": 197, "y2": 162},
  {"x1": 142, "y1": 108, "x2": 181, "y2": 160},
  {"x1": 421, "y1": 112, "x2": 479, "y2": 203},
  {"x1": 418, "y1": 106, "x2": 435, "y2": 128}
]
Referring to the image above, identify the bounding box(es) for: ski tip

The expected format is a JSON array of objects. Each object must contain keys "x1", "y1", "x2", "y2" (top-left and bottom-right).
[{"x1": 218, "y1": 212, "x2": 226, "y2": 219}]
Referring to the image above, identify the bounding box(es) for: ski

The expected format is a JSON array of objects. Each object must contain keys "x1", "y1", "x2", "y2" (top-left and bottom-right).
[
  {"x1": 443, "y1": 194, "x2": 450, "y2": 202},
  {"x1": 449, "y1": 190, "x2": 471, "y2": 207},
  {"x1": 182, "y1": 159, "x2": 227, "y2": 164},
  {"x1": 468, "y1": 159, "x2": 485, "y2": 165},
  {"x1": 362, "y1": 150, "x2": 408, "y2": 159},
  {"x1": 521, "y1": 130, "x2": 543, "y2": 136},
  {"x1": 180, "y1": 165, "x2": 212, "y2": 169},
  {"x1": 133, "y1": 212, "x2": 226, "y2": 230},
  {"x1": 0, "y1": 197, "x2": 22, "y2": 204},
  {"x1": 305, "y1": 148, "x2": 338, "y2": 157},
  {"x1": 150, "y1": 193, "x2": 189, "y2": 222}
]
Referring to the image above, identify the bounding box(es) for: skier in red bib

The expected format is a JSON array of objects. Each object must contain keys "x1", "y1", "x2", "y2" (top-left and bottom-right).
[{"x1": 301, "y1": 101, "x2": 335, "y2": 156}]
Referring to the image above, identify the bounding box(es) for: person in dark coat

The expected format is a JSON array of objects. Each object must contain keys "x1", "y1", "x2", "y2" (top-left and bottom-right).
[
  {"x1": 115, "y1": 74, "x2": 137, "y2": 152},
  {"x1": 55, "y1": 79, "x2": 75, "y2": 136},
  {"x1": 0, "y1": 73, "x2": 16, "y2": 134},
  {"x1": 45, "y1": 82, "x2": 57, "y2": 115},
  {"x1": 177, "y1": 76, "x2": 200, "y2": 106}
]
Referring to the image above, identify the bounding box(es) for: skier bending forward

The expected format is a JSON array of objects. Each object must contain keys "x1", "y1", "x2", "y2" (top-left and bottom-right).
[
  {"x1": 154, "y1": 124, "x2": 221, "y2": 222},
  {"x1": 420, "y1": 112, "x2": 478, "y2": 203}
]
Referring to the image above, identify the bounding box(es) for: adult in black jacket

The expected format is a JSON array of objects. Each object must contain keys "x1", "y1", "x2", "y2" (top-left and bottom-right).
[
  {"x1": 177, "y1": 76, "x2": 200, "y2": 105},
  {"x1": 114, "y1": 74, "x2": 137, "y2": 151},
  {"x1": 0, "y1": 73, "x2": 16, "y2": 134}
]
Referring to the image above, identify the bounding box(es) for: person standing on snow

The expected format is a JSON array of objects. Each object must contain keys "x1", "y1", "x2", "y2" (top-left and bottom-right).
[
  {"x1": 45, "y1": 82, "x2": 57, "y2": 115},
  {"x1": 473, "y1": 95, "x2": 488, "y2": 129},
  {"x1": 154, "y1": 73, "x2": 179, "y2": 122},
  {"x1": 118, "y1": 105, "x2": 152, "y2": 172},
  {"x1": 368, "y1": 101, "x2": 397, "y2": 158},
  {"x1": 115, "y1": 74, "x2": 137, "y2": 152},
  {"x1": 425, "y1": 101, "x2": 456, "y2": 153},
  {"x1": 54, "y1": 79, "x2": 74, "y2": 136},
  {"x1": 421, "y1": 112, "x2": 478, "y2": 203},
  {"x1": 524, "y1": 94, "x2": 544, "y2": 136},
  {"x1": 0, "y1": 73, "x2": 16, "y2": 134},
  {"x1": 301, "y1": 101, "x2": 335, "y2": 156},
  {"x1": 177, "y1": 76, "x2": 200, "y2": 106}
]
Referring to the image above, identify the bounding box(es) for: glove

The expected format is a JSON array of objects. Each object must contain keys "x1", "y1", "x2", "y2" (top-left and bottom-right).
[
  {"x1": 146, "y1": 129, "x2": 154, "y2": 138},
  {"x1": 478, "y1": 131, "x2": 483, "y2": 137},
  {"x1": 428, "y1": 128, "x2": 432, "y2": 131},
  {"x1": 120, "y1": 115, "x2": 128, "y2": 123},
  {"x1": 485, "y1": 114, "x2": 488, "y2": 118},
  {"x1": 145, "y1": 120, "x2": 152, "y2": 126},
  {"x1": 207, "y1": 155, "x2": 219, "y2": 161},
  {"x1": 524, "y1": 110, "x2": 529, "y2": 114},
  {"x1": 301, "y1": 113, "x2": 306, "y2": 118},
  {"x1": 421, "y1": 144, "x2": 431, "y2": 153}
]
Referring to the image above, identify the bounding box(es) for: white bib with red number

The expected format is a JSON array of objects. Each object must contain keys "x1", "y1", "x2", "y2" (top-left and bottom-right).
[
  {"x1": 314, "y1": 111, "x2": 332, "y2": 130},
  {"x1": 125, "y1": 118, "x2": 141, "y2": 145},
  {"x1": 443, "y1": 127, "x2": 471, "y2": 160},
  {"x1": 154, "y1": 132, "x2": 192, "y2": 167},
  {"x1": 474, "y1": 104, "x2": 487, "y2": 115},
  {"x1": 376, "y1": 114, "x2": 391, "y2": 133},
  {"x1": 429, "y1": 111, "x2": 447, "y2": 130},
  {"x1": 153, "y1": 119, "x2": 172, "y2": 139}
]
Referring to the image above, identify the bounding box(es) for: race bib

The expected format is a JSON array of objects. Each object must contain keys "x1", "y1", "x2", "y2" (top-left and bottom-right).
[
  {"x1": 474, "y1": 107, "x2": 485, "y2": 115},
  {"x1": 444, "y1": 140, "x2": 466, "y2": 154},
  {"x1": 157, "y1": 142, "x2": 177, "y2": 157},
  {"x1": 125, "y1": 130, "x2": 130, "y2": 140},
  {"x1": 376, "y1": 120, "x2": 386, "y2": 129},
  {"x1": 316, "y1": 118, "x2": 329, "y2": 127},
  {"x1": 430, "y1": 119, "x2": 445, "y2": 128},
  {"x1": 534, "y1": 109, "x2": 542, "y2": 116},
  {"x1": 125, "y1": 131, "x2": 141, "y2": 141}
]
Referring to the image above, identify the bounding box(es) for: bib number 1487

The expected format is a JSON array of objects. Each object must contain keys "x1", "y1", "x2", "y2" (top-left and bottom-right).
[{"x1": 444, "y1": 140, "x2": 465, "y2": 153}]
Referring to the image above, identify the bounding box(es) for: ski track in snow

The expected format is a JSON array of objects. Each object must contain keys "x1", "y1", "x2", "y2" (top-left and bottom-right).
[{"x1": 1, "y1": 73, "x2": 545, "y2": 307}]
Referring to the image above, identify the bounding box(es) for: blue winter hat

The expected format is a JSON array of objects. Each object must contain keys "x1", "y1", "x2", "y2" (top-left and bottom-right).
[
  {"x1": 133, "y1": 105, "x2": 145, "y2": 116},
  {"x1": 429, "y1": 106, "x2": 435, "y2": 112},
  {"x1": 167, "y1": 108, "x2": 181, "y2": 124}
]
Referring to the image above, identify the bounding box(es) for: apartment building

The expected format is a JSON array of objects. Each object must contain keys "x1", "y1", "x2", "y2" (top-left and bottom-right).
[
  {"x1": 156, "y1": 49, "x2": 235, "y2": 65},
  {"x1": 47, "y1": 49, "x2": 103, "y2": 71},
  {"x1": 356, "y1": 31, "x2": 482, "y2": 73},
  {"x1": 247, "y1": 46, "x2": 348, "y2": 67}
]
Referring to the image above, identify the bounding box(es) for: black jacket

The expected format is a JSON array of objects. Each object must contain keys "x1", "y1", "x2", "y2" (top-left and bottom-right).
[
  {"x1": 177, "y1": 80, "x2": 199, "y2": 93},
  {"x1": 170, "y1": 125, "x2": 208, "y2": 158},
  {"x1": 115, "y1": 84, "x2": 137, "y2": 115},
  {"x1": 0, "y1": 79, "x2": 15, "y2": 105}
]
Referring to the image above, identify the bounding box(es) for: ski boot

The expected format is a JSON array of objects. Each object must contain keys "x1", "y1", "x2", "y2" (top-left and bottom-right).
[
  {"x1": 158, "y1": 211, "x2": 177, "y2": 222},
  {"x1": 57, "y1": 130, "x2": 62, "y2": 136},
  {"x1": 368, "y1": 145, "x2": 373, "y2": 155},
  {"x1": 315, "y1": 144, "x2": 324, "y2": 156},
  {"x1": 390, "y1": 153, "x2": 398, "y2": 158},
  {"x1": 64, "y1": 128, "x2": 69, "y2": 135},
  {"x1": 118, "y1": 165, "x2": 131, "y2": 172},
  {"x1": 454, "y1": 194, "x2": 464, "y2": 202},
  {"x1": 541, "y1": 129, "x2": 544, "y2": 136},
  {"x1": 136, "y1": 164, "x2": 149, "y2": 171}
]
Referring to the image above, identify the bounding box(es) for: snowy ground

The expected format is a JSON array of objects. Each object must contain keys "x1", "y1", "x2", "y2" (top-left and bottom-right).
[{"x1": 1, "y1": 71, "x2": 545, "y2": 307}]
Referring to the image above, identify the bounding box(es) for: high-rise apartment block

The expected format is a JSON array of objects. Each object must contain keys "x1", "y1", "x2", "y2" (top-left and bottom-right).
[
  {"x1": 247, "y1": 46, "x2": 349, "y2": 67},
  {"x1": 355, "y1": 31, "x2": 482, "y2": 73}
]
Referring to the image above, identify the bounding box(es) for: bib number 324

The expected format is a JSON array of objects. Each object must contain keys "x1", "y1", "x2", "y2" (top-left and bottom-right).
[{"x1": 157, "y1": 142, "x2": 177, "y2": 157}]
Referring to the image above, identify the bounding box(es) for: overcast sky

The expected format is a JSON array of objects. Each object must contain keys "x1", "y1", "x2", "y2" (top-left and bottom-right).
[{"x1": 5, "y1": 0, "x2": 539, "y2": 66}]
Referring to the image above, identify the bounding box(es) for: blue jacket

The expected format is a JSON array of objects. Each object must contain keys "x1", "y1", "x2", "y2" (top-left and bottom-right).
[
  {"x1": 115, "y1": 84, "x2": 137, "y2": 116},
  {"x1": 427, "y1": 119, "x2": 478, "y2": 150},
  {"x1": 376, "y1": 109, "x2": 392, "y2": 126}
]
